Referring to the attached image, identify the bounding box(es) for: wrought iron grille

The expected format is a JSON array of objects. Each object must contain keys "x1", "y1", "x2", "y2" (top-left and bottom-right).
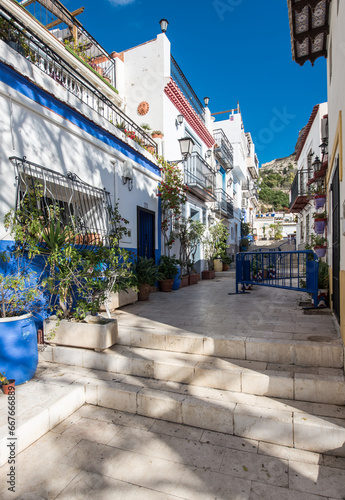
[
  {"x1": 11, "y1": 156, "x2": 112, "y2": 248},
  {"x1": 171, "y1": 55, "x2": 204, "y2": 120},
  {"x1": 184, "y1": 152, "x2": 216, "y2": 193},
  {"x1": 213, "y1": 129, "x2": 234, "y2": 170},
  {"x1": 213, "y1": 188, "x2": 234, "y2": 219},
  {"x1": 0, "y1": 7, "x2": 157, "y2": 153}
]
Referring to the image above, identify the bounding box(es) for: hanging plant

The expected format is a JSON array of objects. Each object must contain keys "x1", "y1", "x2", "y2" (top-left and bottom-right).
[{"x1": 156, "y1": 156, "x2": 187, "y2": 254}]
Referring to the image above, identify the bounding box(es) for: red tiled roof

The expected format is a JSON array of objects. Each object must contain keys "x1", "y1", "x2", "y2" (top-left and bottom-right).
[
  {"x1": 295, "y1": 105, "x2": 319, "y2": 162},
  {"x1": 164, "y1": 78, "x2": 215, "y2": 149}
]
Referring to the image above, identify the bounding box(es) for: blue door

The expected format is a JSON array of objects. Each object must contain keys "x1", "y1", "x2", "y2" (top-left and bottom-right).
[{"x1": 137, "y1": 207, "x2": 155, "y2": 260}]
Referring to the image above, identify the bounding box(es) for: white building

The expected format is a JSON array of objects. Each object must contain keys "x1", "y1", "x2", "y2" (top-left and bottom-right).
[
  {"x1": 253, "y1": 212, "x2": 296, "y2": 242},
  {"x1": 0, "y1": 0, "x2": 160, "y2": 264},
  {"x1": 211, "y1": 105, "x2": 259, "y2": 253},
  {"x1": 118, "y1": 25, "x2": 234, "y2": 270},
  {"x1": 289, "y1": 102, "x2": 328, "y2": 249}
]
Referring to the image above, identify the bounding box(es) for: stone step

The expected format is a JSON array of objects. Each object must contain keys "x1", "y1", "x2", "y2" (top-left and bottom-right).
[
  {"x1": 0, "y1": 380, "x2": 84, "y2": 467},
  {"x1": 79, "y1": 369, "x2": 345, "y2": 457},
  {"x1": 116, "y1": 327, "x2": 344, "y2": 369},
  {"x1": 40, "y1": 345, "x2": 345, "y2": 405}
]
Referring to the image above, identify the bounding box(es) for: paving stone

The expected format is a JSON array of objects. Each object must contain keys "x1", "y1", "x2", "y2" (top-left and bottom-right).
[
  {"x1": 249, "y1": 481, "x2": 326, "y2": 499},
  {"x1": 200, "y1": 429, "x2": 258, "y2": 453},
  {"x1": 258, "y1": 442, "x2": 321, "y2": 465},
  {"x1": 289, "y1": 461, "x2": 345, "y2": 498}
]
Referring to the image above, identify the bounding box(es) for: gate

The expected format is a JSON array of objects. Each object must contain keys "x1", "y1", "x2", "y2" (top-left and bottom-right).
[{"x1": 236, "y1": 250, "x2": 319, "y2": 307}]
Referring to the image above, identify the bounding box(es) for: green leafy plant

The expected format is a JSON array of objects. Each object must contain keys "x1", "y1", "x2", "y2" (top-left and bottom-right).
[
  {"x1": 158, "y1": 255, "x2": 178, "y2": 280},
  {"x1": 134, "y1": 257, "x2": 162, "y2": 286},
  {"x1": 0, "y1": 372, "x2": 9, "y2": 385},
  {"x1": 173, "y1": 218, "x2": 205, "y2": 275},
  {"x1": 152, "y1": 130, "x2": 163, "y2": 136},
  {"x1": 157, "y1": 156, "x2": 187, "y2": 255},
  {"x1": 141, "y1": 123, "x2": 151, "y2": 131},
  {"x1": 203, "y1": 221, "x2": 229, "y2": 270},
  {"x1": 311, "y1": 234, "x2": 327, "y2": 247},
  {"x1": 313, "y1": 211, "x2": 327, "y2": 219},
  {"x1": 221, "y1": 253, "x2": 232, "y2": 266},
  {"x1": 318, "y1": 261, "x2": 329, "y2": 289}
]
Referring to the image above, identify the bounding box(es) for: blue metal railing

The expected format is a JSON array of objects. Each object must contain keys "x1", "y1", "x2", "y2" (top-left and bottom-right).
[{"x1": 236, "y1": 250, "x2": 319, "y2": 307}]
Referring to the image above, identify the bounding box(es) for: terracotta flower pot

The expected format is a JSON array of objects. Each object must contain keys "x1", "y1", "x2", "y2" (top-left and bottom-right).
[
  {"x1": 159, "y1": 279, "x2": 174, "y2": 292},
  {"x1": 202, "y1": 270, "x2": 215, "y2": 280},
  {"x1": 2, "y1": 380, "x2": 15, "y2": 395},
  {"x1": 188, "y1": 274, "x2": 199, "y2": 285},
  {"x1": 138, "y1": 284, "x2": 151, "y2": 301},
  {"x1": 180, "y1": 275, "x2": 189, "y2": 288},
  {"x1": 222, "y1": 263, "x2": 230, "y2": 271}
]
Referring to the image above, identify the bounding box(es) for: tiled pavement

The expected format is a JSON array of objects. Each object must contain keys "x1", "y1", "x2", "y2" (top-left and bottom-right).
[{"x1": 0, "y1": 276, "x2": 344, "y2": 499}]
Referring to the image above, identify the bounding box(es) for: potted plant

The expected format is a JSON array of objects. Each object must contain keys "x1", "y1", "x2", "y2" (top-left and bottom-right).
[
  {"x1": 158, "y1": 256, "x2": 178, "y2": 292},
  {"x1": 152, "y1": 130, "x2": 164, "y2": 139},
  {"x1": 240, "y1": 238, "x2": 248, "y2": 251},
  {"x1": 313, "y1": 211, "x2": 327, "y2": 234},
  {"x1": 6, "y1": 191, "x2": 134, "y2": 352},
  {"x1": 134, "y1": 257, "x2": 160, "y2": 301},
  {"x1": 311, "y1": 234, "x2": 327, "y2": 258},
  {"x1": 314, "y1": 187, "x2": 326, "y2": 209},
  {"x1": 173, "y1": 218, "x2": 205, "y2": 283},
  {"x1": 221, "y1": 253, "x2": 232, "y2": 272},
  {"x1": 203, "y1": 221, "x2": 229, "y2": 273},
  {"x1": 317, "y1": 261, "x2": 329, "y2": 307},
  {"x1": 0, "y1": 372, "x2": 15, "y2": 395},
  {"x1": 0, "y1": 245, "x2": 43, "y2": 386}
]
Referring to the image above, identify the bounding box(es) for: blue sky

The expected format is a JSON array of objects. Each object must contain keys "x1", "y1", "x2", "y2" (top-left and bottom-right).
[{"x1": 63, "y1": 0, "x2": 327, "y2": 165}]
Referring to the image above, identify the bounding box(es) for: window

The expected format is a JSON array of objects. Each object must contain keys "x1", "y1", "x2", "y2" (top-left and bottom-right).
[{"x1": 11, "y1": 156, "x2": 112, "y2": 247}]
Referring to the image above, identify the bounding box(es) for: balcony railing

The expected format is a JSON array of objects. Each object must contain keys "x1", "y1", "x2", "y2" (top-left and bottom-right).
[
  {"x1": 0, "y1": 7, "x2": 157, "y2": 153},
  {"x1": 290, "y1": 169, "x2": 312, "y2": 212},
  {"x1": 213, "y1": 129, "x2": 234, "y2": 171},
  {"x1": 11, "y1": 156, "x2": 112, "y2": 248},
  {"x1": 212, "y1": 188, "x2": 234, "y2": 219},
  {"x1": 184, "y1": 152, "x2": 216, "y2": 202},
  {"x1": 171, "y1": 55, "x2": 204, "y2": 120}
]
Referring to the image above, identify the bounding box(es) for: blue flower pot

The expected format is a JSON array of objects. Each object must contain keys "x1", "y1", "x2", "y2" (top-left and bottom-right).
[
  {"x1": 172, "y1": 264, "x2": 181, "y2": 290},
  {"x1": 0, "y1": 313, "x2": 38, "y2": 385}
]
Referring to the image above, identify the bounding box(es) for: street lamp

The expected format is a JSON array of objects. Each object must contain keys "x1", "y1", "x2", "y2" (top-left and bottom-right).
[
  {"x1": 319, "y1": 141, "x2": 328, "y2": 155},
  {"x1": 205, "y1": 149, "x2": 212, "y2": 159},
  {"x1": 204, "y1": 97, "x2": 210, "y2": 107},
  {"x1": 312, "y1": 156, "x2": 322, "y2": 173},
  {"x1": 176, "y1": 114, "x2": 184, "y2": 126},
  {"x1": 159, "y1": 19, "x2": 169, "y2": 33},
  {"x1": 178, "y1": 137, "x2": 194, "y2": 159}
]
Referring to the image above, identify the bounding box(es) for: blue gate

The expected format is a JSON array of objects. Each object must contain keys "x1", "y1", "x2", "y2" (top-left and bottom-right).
[{"x1": 236, "y1": 250, "x2": 319, "y2": 307}]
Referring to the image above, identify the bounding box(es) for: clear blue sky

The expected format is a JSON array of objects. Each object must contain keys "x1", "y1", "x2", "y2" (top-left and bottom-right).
[{"x1": 63, "y1": 0, "x2": 327, "y2": 165}]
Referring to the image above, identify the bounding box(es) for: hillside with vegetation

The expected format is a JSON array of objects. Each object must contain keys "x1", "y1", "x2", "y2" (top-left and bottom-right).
[{"x1": 258, "y1": 154, "x2": 297, "y2": 212}]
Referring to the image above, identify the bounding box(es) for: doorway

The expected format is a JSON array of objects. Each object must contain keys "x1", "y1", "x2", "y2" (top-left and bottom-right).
[
  {"x1": 331, "y1": 159, "x2": 340, "y2": 322},
  {"x1": 137, "y1": 207, "x2": 155, "y2": 260}
]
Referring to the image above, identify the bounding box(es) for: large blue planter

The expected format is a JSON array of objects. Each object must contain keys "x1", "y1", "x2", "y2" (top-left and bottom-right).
[
  {"x1": 172, "y1": 264, "x2": 181, "y2": 290},
  {"x1": 0, "y1": 313, "x2": 38, "y2": 385}
]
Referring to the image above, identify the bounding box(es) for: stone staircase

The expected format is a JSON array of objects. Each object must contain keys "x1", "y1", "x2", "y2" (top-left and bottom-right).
[{"x1": 39, "y1": 325, "x2": 345, "y2": 457}]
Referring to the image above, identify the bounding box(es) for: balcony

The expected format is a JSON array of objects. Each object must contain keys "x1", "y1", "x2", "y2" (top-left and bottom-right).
[
  {"x1": 0, "y1": 6, "x2": 157, "y2": 153},
  {"x1": 171, "y1": 56, "x2": 204, "y2": 120},
  {"x1": 212, "y1": 189, "x2": 234, "y2": 219},
  {"x1": 184, "y1": 152, "x2": 216, "y2": 202},
  {"x1": 290, "y1": 169, "x2": 312, "y2": 212},
  {"x1": 213, "y1": 129, "x2": 234, "y2": 171},
  {"x1": 247, "y1": 157, "x2": 259, "y2": 179}
]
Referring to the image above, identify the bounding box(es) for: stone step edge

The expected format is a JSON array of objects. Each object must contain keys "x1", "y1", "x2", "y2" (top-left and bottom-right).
[
  {"x1": 116, "y1": 328, "x2": 344, "y2": 368},
  {"x1": 0, "y1": 385, "x2": 84, "y2": 467},
  {"x1": 84, "y1": 377, "x2": 345, "y2": 458},
  {"x1": 40, "y1": 345, "x2": 345, "y2": 406}
]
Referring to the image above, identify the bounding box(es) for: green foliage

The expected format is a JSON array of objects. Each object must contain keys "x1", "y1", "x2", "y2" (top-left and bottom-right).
[
  {"x1": 203, "y1": 221, "x2": 229, "y2": 270},
  {"x1": 269, "y1": 223, "x2": 283, "y2": 240},
  {"x1": 157, "y1": 157, "x2": 187, "y2": 254},
  {"x1": 318, "y1": 261, "x2": 329, "y2": 289},
  {"x1": 0, "y1": 271, "x2": 41, "y2": 318},
  {"x1": 134, "y1": 257, "x2": 161, "y2": 286},
  {"x1": 158, "y1": 255, "x2": 178, "y2": 280},
  {"x1": 258, "y1": 166, "x2": 293, "y2": 210},
  {"x1": 5, "y1": 192, "x2": 134, "y2": 320},
  {"x1": 173, "y1": 218, "x2": 205, "y2": 275},
  {"x1": 0, "y1": 372, "x2": 9, "y2": 385},
  {"x1": 241, "y1": 222, "x2": 252, "y2": 237},
  {"x1": 311, "y1": 234, "x2": 327, "y2": 247}
]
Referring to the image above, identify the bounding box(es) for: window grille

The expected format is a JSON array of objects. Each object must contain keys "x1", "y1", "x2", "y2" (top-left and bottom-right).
[{"x1": 10, "y1": 156, "x2": 112, "y2": 248}]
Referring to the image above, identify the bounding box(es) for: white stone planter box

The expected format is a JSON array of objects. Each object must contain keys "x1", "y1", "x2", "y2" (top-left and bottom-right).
[
  {"x1": 43, "y1": 317, "x2": 118, "y2": 351},
  {"x1": 100, "y1": 288, "x2": 138, "y2": 312}
]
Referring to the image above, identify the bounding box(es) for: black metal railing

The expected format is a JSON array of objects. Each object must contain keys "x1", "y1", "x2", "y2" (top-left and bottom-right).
[
  {"x1": 0, "y1": 8, "x2": 157, "y2": 153},
  {"x1": 11, "y1": 156, "x2": 112, "y2": 248},
  {"x1": 213, "y1": 129, "x2": 234, "y2": 170},
  {"x1": 214, "y1": 188, "x2": 234, "y2": 218},
  {"x1": 184, "y1": 152, "x2": 216, "y2": 192},
  {"x1": 242, "y1": 181, "x2": 251, "y2": 191},
  {"x1": 289, "y1": 168, "x2": 311, "y2": 210},
  {"x1": 171, "y1": 55, "x2": 204, "y2": 120}
]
